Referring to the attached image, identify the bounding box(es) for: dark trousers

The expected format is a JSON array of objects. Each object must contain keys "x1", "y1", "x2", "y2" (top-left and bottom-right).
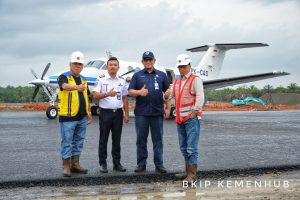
[
  {"x1": 98, "y1": 108, "x2": 123, "y2": 166},
  {"x1": 135, "y1": 115, "x2": 164, "y2": 167}
]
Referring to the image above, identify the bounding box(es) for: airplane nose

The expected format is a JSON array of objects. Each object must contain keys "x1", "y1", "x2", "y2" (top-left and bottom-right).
[{"x1": 29, "y1": 79, "x2": 45, "y2": 85}]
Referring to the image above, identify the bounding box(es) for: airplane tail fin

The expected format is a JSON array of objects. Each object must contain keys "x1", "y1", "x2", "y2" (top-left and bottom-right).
[{"x1": 186, "y1": 43, "x2": 268, "y2": 80}]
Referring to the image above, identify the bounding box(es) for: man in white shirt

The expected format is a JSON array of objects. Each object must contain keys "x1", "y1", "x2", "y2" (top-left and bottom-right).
[{"x1": 93, "y1": 57, "x2": 129, "y2": 173}]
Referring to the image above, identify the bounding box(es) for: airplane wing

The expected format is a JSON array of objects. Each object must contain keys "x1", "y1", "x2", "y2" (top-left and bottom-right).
[
  {"x1": 203, "y1": 71, "x2": 290, "y2": 89},
  {"x1": 187, "y1": 43, "x2": 269, "y2": 52}
]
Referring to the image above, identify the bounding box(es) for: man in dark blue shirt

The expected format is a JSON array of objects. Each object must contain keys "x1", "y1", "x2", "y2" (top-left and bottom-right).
[{"x1": 128, "y1": 51, "x2": 170, "y2": 173}]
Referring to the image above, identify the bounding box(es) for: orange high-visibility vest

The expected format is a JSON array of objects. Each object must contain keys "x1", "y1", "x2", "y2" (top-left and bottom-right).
[{"x1": 173, "y1": 73, "x2": 202, "y2": 124}]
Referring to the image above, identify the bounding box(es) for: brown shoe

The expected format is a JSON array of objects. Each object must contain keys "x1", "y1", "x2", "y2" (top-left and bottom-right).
[
  {"x1": 70, "y1": 155, "x2": 88, "y2": 174},
  {"x1": 62, "y1": 158, "x2": 71, "y2": 177},
  {"x1": 175, "y1": 164, "x2": 188, "y2": 180},
  {"x1": 183, "y1": 164, "x2": 197, "y2": 183}
]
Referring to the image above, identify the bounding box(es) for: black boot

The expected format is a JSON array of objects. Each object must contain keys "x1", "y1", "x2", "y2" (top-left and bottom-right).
[
  {"x1": 156, "y1": 165, "x2": 167, "y2": 173},
  {"x1": 134, "y1": 165, "x2": 146, "y2": 173},
  {"x1": 113, "y1": 164, "x2": 126, "y2": 172},
  {"x1": 100, "y1": 162, "x2": 108, "y2": 173}
]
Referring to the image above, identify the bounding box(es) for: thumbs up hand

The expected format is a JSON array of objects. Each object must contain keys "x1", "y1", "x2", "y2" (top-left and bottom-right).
[
  {"x1": 77, "y1": 84, "x2": 86, "y2": 92},
  {"x1": 139, "y1": 84, "x2": 148, "y2": 96},
  {"x1": 107, "y1": 88, "x2": 117, "y2": 97}
]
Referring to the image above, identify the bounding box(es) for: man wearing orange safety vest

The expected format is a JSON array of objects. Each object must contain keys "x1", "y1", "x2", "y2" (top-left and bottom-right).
[{"x1": 171, "y1": 54, "x2": 204, "y2": 183}]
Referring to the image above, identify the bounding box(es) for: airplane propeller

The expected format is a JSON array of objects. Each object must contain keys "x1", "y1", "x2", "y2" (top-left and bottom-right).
[
  {"x1": 41, "y1": 63, "x2": 51, "y2": 80},
  {"x1": 30, "y1": 68, "x2": 38, "y2": 79},
  {"x1": 30, "y1": 63, "x2": 51, "y2": 101},
  {"x1": 32, "y1": 86, "x2": 40, "y2": 101}
]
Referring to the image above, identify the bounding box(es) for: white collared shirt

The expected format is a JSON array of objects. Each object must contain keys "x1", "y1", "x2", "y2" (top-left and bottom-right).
[{"x1": 93, "y1": 74, "x2": 128, "y2": 109}]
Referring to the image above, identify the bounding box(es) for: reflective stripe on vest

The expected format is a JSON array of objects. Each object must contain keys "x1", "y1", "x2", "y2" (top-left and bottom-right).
[{"x1": 173, "y1": 73, "x2": 202, "y2": 124}]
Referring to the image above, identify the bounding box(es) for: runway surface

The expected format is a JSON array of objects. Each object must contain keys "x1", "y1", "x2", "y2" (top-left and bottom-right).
[{"x1": 0, "y1": 110, "x2": 299, "y2": 188}]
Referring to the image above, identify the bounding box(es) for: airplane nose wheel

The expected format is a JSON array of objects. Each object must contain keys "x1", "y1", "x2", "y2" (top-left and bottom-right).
[
  {"x1": 91, "y1": 106, "x2": 100, "y2": 116},
  {"x1": 170, "y1": 106, "x2": 176, "y2": 119},
  {"x1": 46, "y1": 106, "x2": 58, "y2": 119}
]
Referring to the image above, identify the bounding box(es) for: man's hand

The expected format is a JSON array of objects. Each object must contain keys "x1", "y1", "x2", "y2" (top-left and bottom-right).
[
  {"x1": 87, "y1": 114, "x2": 92, "y2": 124},
  {"x1": 139, "y1": 85, "x2": 148, "y2": 96},
  {"x1": 77, "y1": 84, "x2": 86, "y2": 92},
  {"x1": 189, "y1": 111, "x2": 198, "y2": 119},
  {"x1": 164, "y1": 110, "x2": 170, "y2": 119},
  {"x1": 189, "y1": 113, "x2": 196, "y2": 118},
  {"x1": 124, "y1": 115, "x2": 129, "y2": 123},
  {"x1": 164, "y1": 88, "x2": 172, "y2": 100},
  {"x1": 107, "y1": 88, "x2": 117, "y2": 97},
  {"x1": 164, "y1": 98, "x2": 171, "y2": 119}
]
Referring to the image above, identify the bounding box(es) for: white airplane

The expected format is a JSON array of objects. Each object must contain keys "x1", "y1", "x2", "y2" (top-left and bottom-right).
[{"x1": 29, "y1": 43, "x2": 290, "y2": 119}]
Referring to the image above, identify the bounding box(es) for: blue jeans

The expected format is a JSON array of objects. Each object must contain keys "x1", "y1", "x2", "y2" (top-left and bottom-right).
[
  {"x1": 135, "y1": 115, "x2": 164, "y2": 166},
  {"x1": 177, "y1": 118, "x2": 200, "y2": 165},
  {"x1": 59, "y1": 116, "x2": 88, "y2": 160}
]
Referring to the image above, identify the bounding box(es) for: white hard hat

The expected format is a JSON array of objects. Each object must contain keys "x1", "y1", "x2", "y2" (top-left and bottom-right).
[
  {"x1": 70, "y1": 51, "x2": 84, "y2": 64},
  {"x1": 176, "y1": 54, "x2": 192, "y2": 66}
]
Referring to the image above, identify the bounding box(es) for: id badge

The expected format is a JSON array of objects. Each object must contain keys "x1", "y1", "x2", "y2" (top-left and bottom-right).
[
  {"x1": 154, "y1": 82, "x2": 159, "y2": 90},
  {"x1": 116, "y1": 92, "x2": 121, "y2": 100}
]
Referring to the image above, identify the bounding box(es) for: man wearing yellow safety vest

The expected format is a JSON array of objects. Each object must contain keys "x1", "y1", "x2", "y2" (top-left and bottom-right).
[
  {"x1": 171, "y1": 54, "x2": 204, "y2": 183},
  {"x1": 57, "y1": 51, "x2": 92, "y2": 177}
]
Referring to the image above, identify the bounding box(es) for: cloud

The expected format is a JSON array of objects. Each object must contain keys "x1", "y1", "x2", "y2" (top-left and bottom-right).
[{"x1": 0, "y1": 0, "x2": 299, "y2": 87}]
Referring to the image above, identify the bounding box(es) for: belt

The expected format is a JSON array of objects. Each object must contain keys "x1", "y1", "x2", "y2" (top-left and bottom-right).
[{"x1": 100, "y1": 108, "x2": 122, "y2": 112}]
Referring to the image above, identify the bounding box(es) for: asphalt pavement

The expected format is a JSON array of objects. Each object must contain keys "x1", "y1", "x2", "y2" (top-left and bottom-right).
[{"x1": 0, "y1": 110, "x2": 299, "y2": 188}]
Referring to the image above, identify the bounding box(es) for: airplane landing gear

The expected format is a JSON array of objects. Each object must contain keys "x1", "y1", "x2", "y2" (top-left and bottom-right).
[
  {"x1": 91, "y1": 106, "x2": 100, "y2": 116},
  {"x1": 46, "y1": 106, "x2": 58, "y2": 119},
  {"x1": 170, "y1": 106, "x2": 176, "y2": 119}
]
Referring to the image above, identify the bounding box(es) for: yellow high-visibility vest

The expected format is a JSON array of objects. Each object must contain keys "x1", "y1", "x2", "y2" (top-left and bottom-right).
[{"x1": 58, "y1": 71, "x2": 89, "y2": 117}]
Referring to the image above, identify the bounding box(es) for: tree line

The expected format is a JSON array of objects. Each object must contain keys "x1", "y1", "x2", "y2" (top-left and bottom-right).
[
  {"x1": 205, "y1": 83, "x2": 300, "y2": 102},
  {"x1": 0, "y1": 83, "x2": 299, "y2": 103},
  {"x1": 0, "y1": 86, "x2": 48, "y2": 103}
]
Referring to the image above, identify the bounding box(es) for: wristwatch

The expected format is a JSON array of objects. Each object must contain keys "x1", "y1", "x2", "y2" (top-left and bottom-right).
[{"x1": 104, "y1": 92, "x2": 108, "y2": 98}]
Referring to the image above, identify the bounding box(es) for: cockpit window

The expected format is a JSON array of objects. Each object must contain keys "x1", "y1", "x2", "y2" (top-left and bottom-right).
[
  {"x1": 128, "y1": 66, "x2": 133, "y2": 71},
  {"x1": 100, "y1": 64, "x2": 107, "y2": 70},
  {"x1": 85, "y1": 60, "x2": 105, "y2": 69}
]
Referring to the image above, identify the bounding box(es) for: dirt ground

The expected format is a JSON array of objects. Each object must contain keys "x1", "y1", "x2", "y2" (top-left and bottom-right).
[
  {"x1": 203, "y1": 101, "x2": 300, "y2": 111},
  {"x1": 0, "y1": 103, "x2": 50, "y2": 112},
  {"x1": 0, "y1": 101, "x2": 299, "y2": 112},
  {"x1": 0, "y1": 170, "x2": 299, "y2": 200}
]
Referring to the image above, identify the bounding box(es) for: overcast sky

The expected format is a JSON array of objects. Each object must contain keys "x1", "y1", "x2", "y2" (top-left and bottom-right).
[{"x1": 0, "y1": 0, "x2": 299, "y2": 88}]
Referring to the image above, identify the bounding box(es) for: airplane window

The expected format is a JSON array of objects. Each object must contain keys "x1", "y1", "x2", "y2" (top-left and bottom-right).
[
  {"x1": 85, "y1": 60, "x2": 105, "y2": 69},
  {"x1": 128, "y1": 66, "x2": 133, "y2": 71},
  {"x1": 100, "y1": 64, "x2": 107, "y2": 70}
]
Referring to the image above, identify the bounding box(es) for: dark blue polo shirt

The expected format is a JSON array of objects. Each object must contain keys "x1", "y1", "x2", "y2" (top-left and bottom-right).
[{"x1": 128, "y1": 68, "x2": 170, "y2": 116}]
